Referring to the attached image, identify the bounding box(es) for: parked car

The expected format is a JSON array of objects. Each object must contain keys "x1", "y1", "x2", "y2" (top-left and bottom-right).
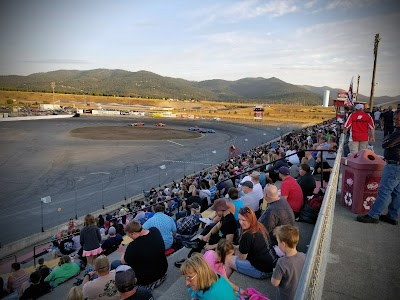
[{"x1": 154, "y1": 123, "x2": 166, "y2": 127}]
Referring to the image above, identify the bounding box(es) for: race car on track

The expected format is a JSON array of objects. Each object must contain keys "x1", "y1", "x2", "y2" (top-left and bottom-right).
[
  {"x1": 128, "y1": 122, "x2": 145, "y2": 126},
  {"x1": 207, "y1": 129, "x2": 216, "y2": 133},
  {"x1": 154, "y1": 123, "x2": 166, "y2": 127},
  {"x1": 188, "y1": 126, "x2": 200, "y2": 131}
]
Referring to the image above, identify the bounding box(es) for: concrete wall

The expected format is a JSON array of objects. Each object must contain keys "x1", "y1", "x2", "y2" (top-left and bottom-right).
[
  {"x1": 0, "y1": 115, "x2": 74, "y2": 122},
  {"x1": 91, "y1": 110, "x2": 120, "y2": 115}
]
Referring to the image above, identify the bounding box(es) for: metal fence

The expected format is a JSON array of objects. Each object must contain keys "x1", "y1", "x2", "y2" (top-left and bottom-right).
[{"x1": 294, "y1": 133, "x2": 345, "y2": 299}]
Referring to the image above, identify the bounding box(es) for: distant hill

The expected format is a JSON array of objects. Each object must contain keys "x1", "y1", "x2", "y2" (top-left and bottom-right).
[{"x1": 0, "y1": 69, "x2": 396, "y2": 105}]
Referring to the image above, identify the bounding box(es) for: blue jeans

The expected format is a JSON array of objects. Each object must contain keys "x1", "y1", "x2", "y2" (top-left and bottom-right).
[
  {"x1": 235, "y1": 257, "x2": 271, "y2": 279},
  {"x1": 368, "y1": 164, "x2": 400, "y2": 220}
]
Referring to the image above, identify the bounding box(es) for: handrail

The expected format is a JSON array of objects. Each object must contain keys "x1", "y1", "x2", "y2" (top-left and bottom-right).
[
  {"x1": 294, "y1": 133, "x2": 345, "y2": 299},
  {"x1": 0, "y1": 253, "x2": 17, "y2": 264}
]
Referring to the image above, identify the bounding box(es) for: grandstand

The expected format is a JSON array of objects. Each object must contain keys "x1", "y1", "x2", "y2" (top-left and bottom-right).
[{"x1": 0, "y1": 122, "x2": 399, "y2": 300}]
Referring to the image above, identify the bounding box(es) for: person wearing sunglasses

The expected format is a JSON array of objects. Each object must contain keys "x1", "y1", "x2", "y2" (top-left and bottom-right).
[{"x1": 180, "y1": 253, "x2": 236, "y2": 300}]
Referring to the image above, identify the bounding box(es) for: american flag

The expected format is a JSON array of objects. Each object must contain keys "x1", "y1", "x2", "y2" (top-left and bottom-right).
[{"x1": 345, "y1": 77, "x2": 354, "y2": 106}]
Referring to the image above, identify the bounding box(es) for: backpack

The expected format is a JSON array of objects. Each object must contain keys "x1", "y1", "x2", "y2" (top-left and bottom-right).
[{"x1": 298, "y1": 194, "x2": 324, "y2": 224}]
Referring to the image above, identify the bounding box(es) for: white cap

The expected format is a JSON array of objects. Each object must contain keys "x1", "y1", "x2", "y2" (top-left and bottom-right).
[{"x1": 355, "y1": 104, "x2": 364, "y2": 110}]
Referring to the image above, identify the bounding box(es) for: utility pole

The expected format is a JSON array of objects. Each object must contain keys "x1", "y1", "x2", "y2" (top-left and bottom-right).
[
  {"x1": 355, "y1": 75, "x2": 360, "y2": 102},
  {"x1": 369, "y1": 34, "x2": 380, "y2": 109},
  {"x1": 51, "y1": 82, "x2": 56, "y2": 111}
]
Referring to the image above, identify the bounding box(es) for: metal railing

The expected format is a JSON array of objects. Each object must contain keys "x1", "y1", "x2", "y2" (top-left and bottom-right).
[{"x1": 294, "y1": 133, "x2": 345, "y2": 299}]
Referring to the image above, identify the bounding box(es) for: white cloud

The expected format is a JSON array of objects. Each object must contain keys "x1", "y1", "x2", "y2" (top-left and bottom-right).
[
  {"x1": 304, "y1": 0, "x2": 319, "y2": 9},
  {"x1": 325, "y1": 0, "x2": 379, "y2": 10},
  {"x1": 225, "y1": 0, "x2": 298, "y2": 18}
]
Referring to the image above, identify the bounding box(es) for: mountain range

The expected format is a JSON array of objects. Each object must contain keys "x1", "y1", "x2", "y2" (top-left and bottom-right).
[{"x1": 0, "y1": 69, "x2": 396, "y2": 106}]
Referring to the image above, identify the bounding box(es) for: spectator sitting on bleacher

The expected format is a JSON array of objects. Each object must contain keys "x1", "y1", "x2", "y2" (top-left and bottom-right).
[
  {"x1": 226, "y1": 187, "x2": 244, "y2": 223},
  {"x1": 297, "y1": 164, "x2": 316, "y2": 202},
  {"x1": 259, "y1": 184, "x2": 295, "y2": 246},
  {"x1": 271, "y1": 225, "x2": 306, "y2": 300},
  {"x1": 19, "y1": 270, "x2": 51, "y2": 300},
  {"x1": 176, "y1": 202, "x2": 201, "y2": 236},
  {"x1": 199, "y1": 181, "x2": 211, "y2": 206},
  {"x1": 266, "y1": 150, "x2": 289, "y2": 183},
  {"x1": 71, "y1": 229, "x2": 81, "y2": 254},
  {"x1": 118, "y1": 209, "x2": 129, "y2": 228},
  {"x1": 112, "y1": 220, "x2": 167, "y2": 290},
  {"x1": 6, "y1": 262, "x2": 29, "y2": 296},
  {"x1": 226, "y1": 207, "x2": 278, "y2": 278},
  {"x1": 183, "y1": 199, "x2": 237, "y2": 256},
  {"x1": 208, "y1": 179, "x2": 217, "y2": 203},
  {"x1": 82, "y1": 255, "x2": 119, "y2": 300},
  {"x1": 279, "y1": 166, "x2": 304, "y2": 218},
  {"x1": 181, "y1": 253, "x2": 236, "y2": 300},
  {"x1": 44, "y1": 255, "x2": 80, "y2": 287},
  {"x1": 97, "y1": 214, "x2": 105, "y2": 228},
  {"x1": 314, "y1": 155, "x2": 332, "y2": 183},
  {"x1": 67, "y1": 218, "x2": 77, "y2": 234},
  {"x1": 36, "y1": 258, "x2": 48, "y2": 271},
  {"x1": 101, "y1": 226, "x2": 123, "y2": 256},
  {"x1": 203, "y1": 239, "x2": 245, "y2": 296},
  {"x1": 239, "y1": 181, "x2": 259, "y2": 215},
  {"x1": 114, "y1": 265, "x2": 154, "y2": 300},
  {"x1": 177, "y1": 188, "x2": 202, "y2": 219},
  {"x1": 143, "y1": 204, "x2": 177, "y2": 250}
]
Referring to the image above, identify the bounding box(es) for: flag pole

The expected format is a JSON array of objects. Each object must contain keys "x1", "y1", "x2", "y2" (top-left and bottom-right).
[{"x1": 355, "y1": 75, "x2": 360, "y2": 102}]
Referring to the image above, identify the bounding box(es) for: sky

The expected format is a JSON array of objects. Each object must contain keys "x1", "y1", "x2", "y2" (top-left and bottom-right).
[{"x1": 1, "y1": 0, "x2": 399, "y2": 97}]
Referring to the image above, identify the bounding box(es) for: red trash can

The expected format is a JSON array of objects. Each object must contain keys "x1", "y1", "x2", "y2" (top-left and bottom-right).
[{"x1": 341, "y1": 149, "x2": 386, "y2": 214}]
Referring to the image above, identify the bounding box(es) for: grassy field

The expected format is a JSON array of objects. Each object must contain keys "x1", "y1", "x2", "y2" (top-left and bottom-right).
[{"x1": 0, "y1": 90, "x2": 335, "y2": 124}]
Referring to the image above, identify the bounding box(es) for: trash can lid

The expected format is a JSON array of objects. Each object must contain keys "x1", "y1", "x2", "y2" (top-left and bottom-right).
[{"x1": 341, "y1": 149, "x2": 386, "y2": 170}]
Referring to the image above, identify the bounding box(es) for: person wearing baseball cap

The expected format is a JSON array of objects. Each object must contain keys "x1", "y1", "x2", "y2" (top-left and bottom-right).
[
  {"x1": 182, "y1": 198, "x2": 237, "y2": 257},
  {"x1": 176, "y1": 202, "x2": 201, "y2": 236},
  {"x1": 344, "y1": 103, "x2": 375, "y2": 155},
  {"x1": 114, "y1": 265, "x2": 153, "y2": 299}
]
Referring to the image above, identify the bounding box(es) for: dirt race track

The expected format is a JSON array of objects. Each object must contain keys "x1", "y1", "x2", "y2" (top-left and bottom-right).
[{"x1": 70, "y1": 126, "x2": 201, "y2": 140}]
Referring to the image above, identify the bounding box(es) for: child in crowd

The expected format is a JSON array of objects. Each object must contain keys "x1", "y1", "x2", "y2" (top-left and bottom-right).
[
  {"x1": 80, "y1": 214, "x2": 102, "y2": 272},
  {"x1": 36, "y1": 258, "x2": 48, "y2": 271},
  {"x1": 203, "y1": 239, "x2": 245, "y2": 296},
  {"x1": 271, "y1": 225, "x2": 306, "y2": 300}
]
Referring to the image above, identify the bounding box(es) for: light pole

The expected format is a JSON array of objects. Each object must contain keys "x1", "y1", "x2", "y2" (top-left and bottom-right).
[
  {"x1": 40, "y1": 196, "x2": 51, "y2": 232},
  {"x1": 51, "y1": 82, "x2": 56, "y2": 111}
]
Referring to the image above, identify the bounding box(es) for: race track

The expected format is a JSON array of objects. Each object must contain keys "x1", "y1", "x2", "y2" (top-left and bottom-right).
[{"x1": 0, "y1": 116, "x2": 285, "y2": 245}]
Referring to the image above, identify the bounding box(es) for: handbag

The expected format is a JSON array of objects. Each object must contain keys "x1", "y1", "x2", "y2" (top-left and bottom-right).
[{"x1": 240, "y1": 288, "x2": 270, "y2": 300}]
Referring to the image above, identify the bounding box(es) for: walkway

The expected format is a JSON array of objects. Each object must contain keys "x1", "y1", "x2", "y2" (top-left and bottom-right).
[{"x1": 322, "y1": 129, "x2": 400, "y2": 299}]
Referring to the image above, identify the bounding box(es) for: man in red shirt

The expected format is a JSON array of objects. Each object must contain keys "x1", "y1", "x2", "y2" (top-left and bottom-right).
[
  {"x1": 344, "y1": 103, "x2": 375, "y2": 155},
  {"x1": 279, "y1": 166, "x2": 304, "y2": 218}
]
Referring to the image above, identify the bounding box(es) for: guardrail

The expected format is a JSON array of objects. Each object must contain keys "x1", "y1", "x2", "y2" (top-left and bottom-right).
[{"x1": 294, "y1": 133, "x2": 345, "y2": 299}]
